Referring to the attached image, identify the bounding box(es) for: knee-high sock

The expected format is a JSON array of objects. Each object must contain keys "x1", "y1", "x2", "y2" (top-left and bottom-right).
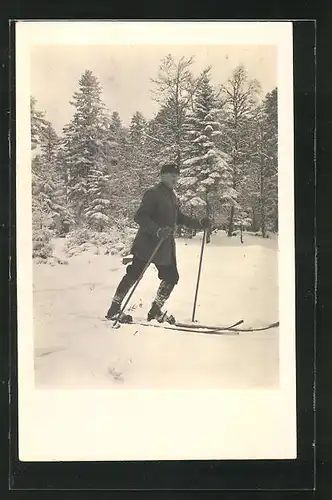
[
  {"x1": 112, "y1": 275, "x2": 136, "y2": 304},
  {"x1": 153, "y1": 281, "x2": 175, "y2": 309}
]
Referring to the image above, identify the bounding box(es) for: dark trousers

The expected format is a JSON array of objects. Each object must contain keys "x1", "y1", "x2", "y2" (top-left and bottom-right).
[
  {"x1": 112, "y1": 255, "x2": 179, "y2": 307},
  {"x1": 126, "y1": 257, "x2": 179, "y2": 286}
]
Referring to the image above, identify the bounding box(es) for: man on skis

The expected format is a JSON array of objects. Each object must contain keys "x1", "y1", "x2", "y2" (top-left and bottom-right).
[{"x1": 105, "y1": 163, "x2": 211, "y2": 324}]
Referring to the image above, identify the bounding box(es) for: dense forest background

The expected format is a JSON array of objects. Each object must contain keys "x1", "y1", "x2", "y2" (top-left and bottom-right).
[{"x1": 31, "y1": 54, "x2": 278, "y2": 259}]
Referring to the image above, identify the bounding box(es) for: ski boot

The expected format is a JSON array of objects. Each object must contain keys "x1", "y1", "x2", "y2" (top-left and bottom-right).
[
  {"x1": 147, "y1": 302, "x2": 176, "y2": 325},
  {"x1": 105, "y1": 301, "x2": 133, "y2": 323}
]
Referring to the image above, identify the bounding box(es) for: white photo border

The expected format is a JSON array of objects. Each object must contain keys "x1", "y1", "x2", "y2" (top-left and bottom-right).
[{"x1": 16, "y1": 20, "x2": 296, "y2": 461}]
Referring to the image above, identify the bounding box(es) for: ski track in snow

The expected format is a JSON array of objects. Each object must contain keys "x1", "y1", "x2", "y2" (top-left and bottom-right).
[{"x1": 33, "y1": 232, "x2": 279, "y2": 389}]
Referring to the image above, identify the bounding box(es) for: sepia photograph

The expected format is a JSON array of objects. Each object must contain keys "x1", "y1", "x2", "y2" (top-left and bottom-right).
[
  {"x1": 31, "y1": 43, "x2": 279, "y2": 389},
  {"x1": 16, "y1": 21, "x2": 296, "y2": 461}
]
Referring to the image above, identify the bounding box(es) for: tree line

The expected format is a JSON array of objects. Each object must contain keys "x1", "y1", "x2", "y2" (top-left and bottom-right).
[{"x1": 31, "y1": 54, "x2": 278, "y2": 242}]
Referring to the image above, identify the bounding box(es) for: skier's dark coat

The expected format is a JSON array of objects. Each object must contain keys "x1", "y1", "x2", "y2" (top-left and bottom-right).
[{"x1": 131, "y1": 182, "x2": 201, "y2": 266}]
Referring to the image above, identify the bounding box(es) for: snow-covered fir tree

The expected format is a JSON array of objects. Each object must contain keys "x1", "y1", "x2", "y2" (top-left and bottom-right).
[
  {"x1": 151, "y1": 54, "x2": 204, "y2": 169},
  {"x1": 220, "y1": 65, "x2": 262, "y2": 235},
  {"x1": 84, "y1": 156, "x2": 111, "y2": 231},
  {"x1": 262, "y1": 88, "x2": 278, "y2": 232},
  {"x1": 146, "y1": 104, "x2": 178, "y2": 166},
  {"x1": 246, "y1": 88, "x2": 278, "y2": 236},
  {"x1": 178, "y1": 70, "x2": 232, "y2": 224},
  {"x1": 108, "y1": 111, "x2": 125, "y2": 168},
  {"x1": 30, "y1": 100, "x2": 65, "y2": 258},
  {"x1": 110, "y1": 111, "x2": 122, "y2": 135},
  {"x1": 104, "y1": 110, "x2": 135, "y2": 223},
  {"x1": 62, "y1": 70, "x2": 112, "y2": 229},
  {"x1": 37, "y1": 122, "x2": 61, "y2": 224},
  {"x1": 32, "y1": 118, "x2": 73, "y2": 235},
  {"x1": 128, "y1": 111, "x2": 149, "y2": 189},
  {"x1": 30, "y1": 100, "x2": 59, "y2": 227},
  {"x1": 30, "y1": 96, "x2": 49, "y2": 151},
  {"x1": 105, "y1": 111, "x2": 151, "y2": 223}
]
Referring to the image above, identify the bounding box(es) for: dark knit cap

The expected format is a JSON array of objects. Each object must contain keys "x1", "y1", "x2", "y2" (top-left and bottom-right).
[{"x1": 160, "y1": 163, "x2": 180, "y2": 175}]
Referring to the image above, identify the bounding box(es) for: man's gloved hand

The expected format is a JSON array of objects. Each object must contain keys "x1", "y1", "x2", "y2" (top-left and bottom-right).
[
  {"x1": 157, "y1": 226, "x2": 173, "y2": 240},
  {"x1": 200, "y1": 217, "x2": 212, "y2": 229}
]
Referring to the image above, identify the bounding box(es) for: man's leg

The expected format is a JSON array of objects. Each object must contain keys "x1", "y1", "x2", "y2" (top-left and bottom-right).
[
  {"x1": 147, "y1": 257, "x2": 179, "y2": 322},
  {"x1": 106, "y1": 257, "x2": 146, "y2": 319}
]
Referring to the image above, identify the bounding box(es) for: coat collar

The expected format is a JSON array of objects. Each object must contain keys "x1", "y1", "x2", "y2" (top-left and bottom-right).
[
  {"x1": 158, "y1": 181, "x2": 173, "y2": 192},
  {"x1": 158, "y1": 181, "x2": 178, "y2": 197},
  {"x1": 157, "y1": 182, "x2": 178, "y2": 210}
]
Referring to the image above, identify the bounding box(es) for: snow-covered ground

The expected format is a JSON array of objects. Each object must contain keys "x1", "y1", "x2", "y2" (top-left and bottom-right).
[{"x1": 33, "y1": 231, "x2": 279, "y2": 389}]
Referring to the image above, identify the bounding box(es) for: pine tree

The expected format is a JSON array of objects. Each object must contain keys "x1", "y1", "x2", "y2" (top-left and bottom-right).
[
  {"x1": 31, "y1": 99, "x2": 58, "y2": 227},
  {"x1": 146, "y1": 104, "x2": 178, "y2": 166},
  {"x1": 128, "y1": 111, "x2": 149, "y2": 189},
  {"x1": 54, "y1": 143, "x2": 74, "y2": 233},
  {"x1": 31, "y1": 120, "x2": 72, "y2": 234},
  {"x1": 30, "y1": 96, "x2": 48, "y2": 151},
  {"x1": 84, "y1": 156, "x2": 111, "y2": 231},
  {"x1": 30, "y1": 100, "x2": 63, "y2": 258},
  {"x1": 220, "y1": 65, "x2": 262, "y2": 236},
  {"x1": 104, "y1": 111, "x2": 151, "y2": 223},
  {"x1": 110, "y1": 111, "x2": 122, "y2": 134},
  {"x1": 108, "y1": 111, "x2": 125, "y2": 167},
  {"x1": 262, "y1": 88, "x2": 278, "y2": 232},
  {"x1": 37, "y1": 122, "x2": 60, "y2": 224},
  {"x1": 31, "y1": 155, "x2": 52, "y2": 229},
  {"x1": 178, "y1": 70, "x2": 232, "y2": 226},
  {"x1": 62, "y1": 70, "x2": 111, "y2": 228},
  {"x1": 248, "y1": 88, "x2": 278, "y2": 236},
  {"x1": 151, "y1": 54, "x2": 205, "y2": 169}
]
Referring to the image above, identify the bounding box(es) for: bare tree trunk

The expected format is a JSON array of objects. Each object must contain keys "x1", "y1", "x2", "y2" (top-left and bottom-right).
[
  {"x1": 227, "y1": 205, "x2": 235, "y2": 237},
  {"x1": 273, "y1": 205, "x2": 278, "y2": 232},
  {"x1": 205, "y1": 193, "x2": 213, "y2": 243},
  {"x1": 260, "y1": 163, "x2": 266, "y2": 238},
  {"x1": 251, "y1": 206, "x2": 259, "y2": 232},
  {"x1": 189, "y1": 205, "x2": 196, "y2": 238}
]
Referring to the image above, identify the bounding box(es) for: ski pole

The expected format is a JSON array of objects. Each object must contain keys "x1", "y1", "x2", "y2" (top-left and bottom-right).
[
  {"x1": 191, "y1": 227, "x2": 207, "y2": 323},
  {"x1": 112, "y1": 237, "x2": 164, "y2": 328}
]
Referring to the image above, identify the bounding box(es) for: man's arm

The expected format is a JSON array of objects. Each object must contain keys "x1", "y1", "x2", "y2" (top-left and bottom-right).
[
  {"x1": 134, "y1": 188, "x2": 160, "y2": 236},
  {"x1": 177, "y1": 202, "x2": 211, "y2": 231}
]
